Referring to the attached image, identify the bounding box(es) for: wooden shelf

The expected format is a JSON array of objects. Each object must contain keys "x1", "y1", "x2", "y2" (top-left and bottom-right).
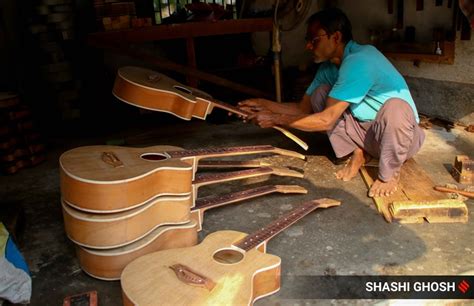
[
  {"x1": 86, "y1": 18, "x2": 275, "y2": 96},
  {"x1": 87, "y1": 18, "x2": 273, "y2": 45},
  {"x1": 381, "y1": 41, "x2": 455, "y2": 65}
]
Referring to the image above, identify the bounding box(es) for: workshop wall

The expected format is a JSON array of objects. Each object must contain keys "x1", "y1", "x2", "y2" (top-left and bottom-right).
[
  {"x1": 251, "y1": 0, "x2": 473, "y2": 125},
  {"x1": 340, "y1": 0, "x2": 474, "y2": 125}
]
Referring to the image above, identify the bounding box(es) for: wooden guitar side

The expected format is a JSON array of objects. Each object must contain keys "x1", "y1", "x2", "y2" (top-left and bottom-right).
[
  {"x1": 72, "y1": 184, "x2": 304, "y2": 280},
  {"x1": 60, "y1": 145, "x2": 304, "y2": 212},
  {"x1": 121, "y1": 230, "x2": 281, "y2": 306},
  {"x1": 60, "y1": 145, "x2": 193, "y2": 212},
  {"x1": 76, "y1": 221, "x2": 199, "y2": 281},
  {"x1": 113, "y1": 67, "x2": 212, "y2": 120},
  {"x1": 62, "y1": 195, "x2": 191, "y2": 248}
]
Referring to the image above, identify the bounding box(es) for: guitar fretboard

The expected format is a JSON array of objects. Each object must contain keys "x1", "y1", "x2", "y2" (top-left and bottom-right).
[
  {"x1": 167, "y1": 145, "x2": 276, "y2": 158},
  {"x1": 197, "y1": 160, "x2": 268, "y2": 169},
  {"x1": 193, "y1": 167, "x2": 273, "y2": 184},
  {"x1": 194, "y1": 185, "x2": 277, "y2": 210},
  {"x1": 234, "y1": 200, "x2": 321, "y2": 252}
]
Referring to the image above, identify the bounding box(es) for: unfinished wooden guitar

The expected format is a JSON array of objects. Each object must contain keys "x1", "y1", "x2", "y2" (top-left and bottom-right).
[
  {"x1": 63, "y1": 167, "x2": 304, "y2": 248},
  {"x1": 60, "y1": 144, "x2": 305, "y2": 212},
  {"x1": 113, "y1": 66, "x2": 308, "y2": 150},
  {"x1": 73, "y1": 185, "x2": 307, "y2": 280},
  {"x1": 121, "y1": 198, "x2": 340, "y2": 305}
]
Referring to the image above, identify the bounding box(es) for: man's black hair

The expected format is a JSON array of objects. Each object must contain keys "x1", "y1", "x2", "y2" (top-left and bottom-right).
[{"x1": 307, "y1": 8, "x2": 353, "y2": 43}]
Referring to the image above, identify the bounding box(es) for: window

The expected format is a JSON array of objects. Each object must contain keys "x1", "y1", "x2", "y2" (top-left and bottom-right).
[{"x1": 153, "y1": 0, "x2": 236, "y2": 24}]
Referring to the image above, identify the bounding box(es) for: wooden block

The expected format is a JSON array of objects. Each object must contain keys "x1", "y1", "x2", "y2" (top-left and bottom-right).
[
  {"x1": 390, "y1": 199, "x2": 468, "y2": 223},
  {"x1": 452, "y1": 155, "x2": 473, "y2": 184}
]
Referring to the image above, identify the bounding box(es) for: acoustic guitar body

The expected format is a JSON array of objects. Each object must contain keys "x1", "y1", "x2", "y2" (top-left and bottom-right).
[
  {"x1": 60, "y1": 145, "x2": 193, "y2": 212},
  {"x1": 77, "y1": 220, "x2": 199, "y2": 281},
  {"x1": 113, "y1": 66, "x2": 212, "y2": 120},
  {"x1": 121, "y1": 230, "x2": 281, "y2": 306},
  {"x1": 62, "y1": 194, "x2": 192, "y2": 248}
]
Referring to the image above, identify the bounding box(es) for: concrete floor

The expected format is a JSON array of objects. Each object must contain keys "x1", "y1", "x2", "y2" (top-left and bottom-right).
[{"x1": 1, "y1": 114, "x2": 473, "y2": 305}]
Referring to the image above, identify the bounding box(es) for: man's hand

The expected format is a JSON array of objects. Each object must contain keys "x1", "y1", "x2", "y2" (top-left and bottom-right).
[
  {"x1": 228, "y1": 98, "x2": 272, "y2": 120},
  {"x1": 238, "y1": 98, "x2": 271, "y2": 113},
  {"x1": 249, "y1": 110, "x2": 279, "y2": 128}
]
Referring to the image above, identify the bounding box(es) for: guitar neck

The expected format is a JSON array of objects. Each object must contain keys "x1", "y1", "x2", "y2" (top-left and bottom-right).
[
  {"x1": 210, "y1": 99, "x2": 249, "y2": 117},
  {"x1": 194, "y1": 92, "x2": 309, "y2": 152},
  {"x1": 167, "y1": 145, "x2": 305, "y2": 160},
  {"x1": 234, "y1": 198, "x2": 340, "y2": 251},
  {"x1": 197, "y1": 160, "x2": 271, "y2": 169},
  {"x1": 191, "y1": 90, "x2": 248, "y2": 117},
  {"x1": 193, "y1": 167, "x2": 303, "y2": 187},
  {"x1": 193, "y1": 185, "x2": 307, "y2": 212}
]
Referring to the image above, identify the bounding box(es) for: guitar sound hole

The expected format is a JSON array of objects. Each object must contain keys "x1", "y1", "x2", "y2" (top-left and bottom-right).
[
  {"x1": 174, "y1": 86, "x2": 192, "y2": 95},
  {"x1": 213, "y1": 249, "x2": 244, "y2": 265},
  {"x1": 140, "y1": 153, "x2": 168, "y2": 161}
]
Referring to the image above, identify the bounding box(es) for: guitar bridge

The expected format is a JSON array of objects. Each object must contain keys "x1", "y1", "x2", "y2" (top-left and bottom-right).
[
  {"x1": 101, "y1": 152, "x2": 124, "y2": 168},
  {"x1": 169, "y1": 264, "x2": 216, "y2": 291}
]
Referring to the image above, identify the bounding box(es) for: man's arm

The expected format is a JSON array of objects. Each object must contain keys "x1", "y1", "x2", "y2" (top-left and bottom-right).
[
  {"x1": 238, "y1": 95, "x2": 313, "y2": 116},
  {"x1": 251, "y1": 96, "x2": 350, "y2": 132}
]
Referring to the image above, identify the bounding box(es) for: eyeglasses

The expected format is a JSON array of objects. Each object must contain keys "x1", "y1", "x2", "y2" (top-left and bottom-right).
[{"x1": 306, "y1": 33, "x2": 329, "y2": 46}]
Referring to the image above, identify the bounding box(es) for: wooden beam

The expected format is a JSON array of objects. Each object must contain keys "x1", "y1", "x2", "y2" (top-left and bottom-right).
[
  {"x1": 416, "y1": 0, "x2": 424, "y2": 11},
  {"x1": 388, "y1": 0, "x2": 394, "y2": 14},
  {"x1": 185, "y1": 37, "x2": 198, "y2": 87}
]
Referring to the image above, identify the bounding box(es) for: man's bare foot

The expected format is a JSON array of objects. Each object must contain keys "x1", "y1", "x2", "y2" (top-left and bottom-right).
[
  {"x1": 335, "y1": 148, "x2": 367, "y2": 181},
  {"x1": 369, "y1": 173, "x2": 400, "y2": 197}
]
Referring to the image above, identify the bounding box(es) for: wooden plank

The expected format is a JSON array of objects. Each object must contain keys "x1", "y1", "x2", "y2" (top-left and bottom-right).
[
  {"x1": 360, "y1": 158, "x2": 452, "y2": 223},
  {"x1": 359, "y1": 166, "x2": 406, "y2": 222},
  {"x1": 398, "y1": 159, "x2": 447, "y2": 201}
]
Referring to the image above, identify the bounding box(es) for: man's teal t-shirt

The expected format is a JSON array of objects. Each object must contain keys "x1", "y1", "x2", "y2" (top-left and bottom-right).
[{"x1": 305, "y1": 40, "x2": 419, "y2": 123}]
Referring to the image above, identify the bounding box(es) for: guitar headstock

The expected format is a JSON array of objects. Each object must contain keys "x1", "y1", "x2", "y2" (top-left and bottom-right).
[
  {"x1": 311, "y1": 198, "x2": 341, "y2": 208},
  {"x1": 270, "y1": 167, "x2": 304, "y2": 178},
  {"x1": 274, "y1": 185, "x2": 308, "y2": 194},
  {"x1": 272, "y1": 147, "x2": 306, "y2": 160}
]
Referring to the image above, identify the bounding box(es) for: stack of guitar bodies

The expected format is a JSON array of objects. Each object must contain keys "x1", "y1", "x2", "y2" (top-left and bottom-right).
[{"x1": 59, "y1": 144, "x2": 307, "y2": 280}]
